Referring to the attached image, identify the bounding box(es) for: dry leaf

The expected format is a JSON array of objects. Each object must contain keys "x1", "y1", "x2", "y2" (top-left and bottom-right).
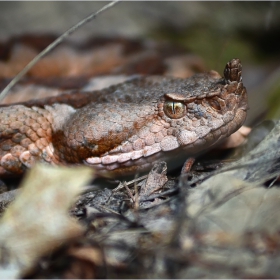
[
  {"x1": 0, "y1": 164, "x2": 94, "y2": 279},
  {"x1": 219, "y1": 125, "x2": 251, "y2": 149}
]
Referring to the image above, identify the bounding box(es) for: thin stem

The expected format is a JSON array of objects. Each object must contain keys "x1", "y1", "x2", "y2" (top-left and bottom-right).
[{"x1": 0, "y1": 0, "x2": 121, "y2": 103}]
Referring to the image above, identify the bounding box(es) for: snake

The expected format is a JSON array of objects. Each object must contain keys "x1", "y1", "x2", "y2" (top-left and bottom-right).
[{"x1": 0, "y1": 58, "x2": 248, "y2": 177}]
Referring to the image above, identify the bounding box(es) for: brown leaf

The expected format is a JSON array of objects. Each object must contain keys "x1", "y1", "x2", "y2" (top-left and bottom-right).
[
  {"x1": 0, "y1": 164, "x2": 94, "y2": 278},
  {"x1": 219, "y1": 125, "x2": 251, "y2": 149}
]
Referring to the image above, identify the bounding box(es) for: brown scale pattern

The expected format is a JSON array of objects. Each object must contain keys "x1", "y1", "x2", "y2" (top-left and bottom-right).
[
  {"x1": 0, "y1": 105, "x2": 53, "y2": 176},
  {"x1": 0, "y1": 59, "x2": 248, "y2": 177}
]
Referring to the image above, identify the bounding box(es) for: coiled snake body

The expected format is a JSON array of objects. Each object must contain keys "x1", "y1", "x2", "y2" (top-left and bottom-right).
[{"x1": 0, "y1": 58, "x2": 248, "y2": 177}]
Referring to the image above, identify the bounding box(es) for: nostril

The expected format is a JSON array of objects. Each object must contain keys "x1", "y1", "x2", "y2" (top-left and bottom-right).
[{"x1": 208, "y1": 98, "x2": 222, "y2": 111}]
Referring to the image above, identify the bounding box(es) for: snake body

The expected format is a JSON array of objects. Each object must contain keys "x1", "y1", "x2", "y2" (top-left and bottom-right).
[{"x1": 0, "y1": 59, "x2": 248, "y2": 177}]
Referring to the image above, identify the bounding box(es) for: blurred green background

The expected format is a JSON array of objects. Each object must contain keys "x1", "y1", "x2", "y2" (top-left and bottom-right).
[{"x1": 0, "y1": 1, "x2": 280, "y2": 125}]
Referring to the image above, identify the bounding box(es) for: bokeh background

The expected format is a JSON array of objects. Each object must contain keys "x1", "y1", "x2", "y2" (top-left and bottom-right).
[{"x1": 0, "y1": 1, "x2": 280, "y2": 125}]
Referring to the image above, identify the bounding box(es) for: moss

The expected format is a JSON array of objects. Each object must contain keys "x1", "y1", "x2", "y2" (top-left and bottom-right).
[
  {"x1": 267, "y1": 79, "x2": 280, "y2": 119},
  {"x1": 149, "y1": 25, "x2": 261, "y2": 72}
]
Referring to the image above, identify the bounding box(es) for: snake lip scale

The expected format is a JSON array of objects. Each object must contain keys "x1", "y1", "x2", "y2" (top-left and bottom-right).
[{"x1": 0, "y1": 58, "x2": 248, "y2": 177}]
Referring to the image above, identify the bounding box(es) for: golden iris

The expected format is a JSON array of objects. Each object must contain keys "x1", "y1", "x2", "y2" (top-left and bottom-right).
[{"x1": 163, "y1": 101, "x2": 186, "y2": 119}]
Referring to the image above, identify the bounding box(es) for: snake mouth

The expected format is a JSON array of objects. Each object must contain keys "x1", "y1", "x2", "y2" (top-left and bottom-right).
[{"x1": 85, "y1": 145, "x2": 158, "y2": 169}]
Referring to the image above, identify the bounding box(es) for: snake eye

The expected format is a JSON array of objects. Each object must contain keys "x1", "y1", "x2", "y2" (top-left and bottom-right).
[
  {"x1": 163, "y1": 101, "x2": 186, "y2": 119},
  {"x1": 208, "y1": 98, "x2": 222, "y2": 111}
]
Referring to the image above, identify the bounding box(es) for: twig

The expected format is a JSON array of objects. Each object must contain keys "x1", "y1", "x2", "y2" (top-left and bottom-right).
[{"x1": 0, "y1": 0, "x2": 121, "y2": 103}]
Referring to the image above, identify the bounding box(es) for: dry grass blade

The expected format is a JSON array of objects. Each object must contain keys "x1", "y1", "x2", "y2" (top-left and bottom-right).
[{"x1": 0, "y1": 0, "x2": 120, "y2": 103}]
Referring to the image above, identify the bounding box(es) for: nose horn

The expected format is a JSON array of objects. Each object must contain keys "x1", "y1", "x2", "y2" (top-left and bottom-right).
[{"x1": 224, "y1": 58, "x2": 242, "y2": 83}]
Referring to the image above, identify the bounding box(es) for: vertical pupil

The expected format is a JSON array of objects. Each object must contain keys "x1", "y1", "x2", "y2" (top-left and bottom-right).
[
  {"x1": 172, "y1": 102, "x2": 176, "y2": 114},
  {"x1": 163, "y1": 101, "x2": 186, "y2": 119}
]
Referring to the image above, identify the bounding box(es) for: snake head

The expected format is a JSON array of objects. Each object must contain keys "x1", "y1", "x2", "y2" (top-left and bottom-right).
[{"x1": 51, "y1": 58, "x2": 248, "y2": 176}]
